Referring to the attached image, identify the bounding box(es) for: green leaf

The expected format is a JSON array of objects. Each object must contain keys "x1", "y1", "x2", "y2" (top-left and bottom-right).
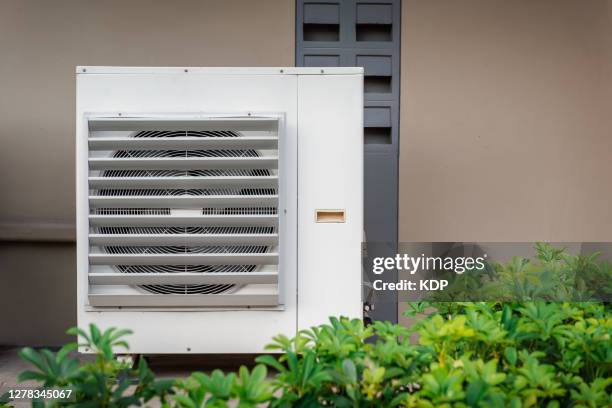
[
  {"x1": 250, "y1": 364, "x2": 267, "y2": 384},
  {"x1": 89, "y1": 323, "x2": 101, "y2": 345},
  {"x1": 152, "y1": 378, "x2": 175, "y2": 393},
  {"x1": 18, "y1": 348, "x2": 47, "y2": 374},
  {"x1": 17, "y1": 370, "x2": 48, "y2": 383},
  {"x1": 466, "y1": 379, "x2": 486, "y2": 405},
  {"x1": 173, "y1": 395, "x2": 197, "y2": 408},
  {"x1": 40, "y1": 349, "x2": 59, "y2": 376},
  {"x1": 109, "y1": 328, "x2": 133, "y2": 343},
  {"x1": 67, "y1": 326, "x2": 90, "y2": 344},
  {"x1": 57, "y1": 342, "x2": 78, "y2": 361},
  {"x1": 504, "y1": 347, "x2": 518, "y2": 367},
  {"x1": 255, "y1": 355, "x2": 285, "y2": 373},
  {"x1": 341, "y1": 359, "x2": 357, "y2": 383}
]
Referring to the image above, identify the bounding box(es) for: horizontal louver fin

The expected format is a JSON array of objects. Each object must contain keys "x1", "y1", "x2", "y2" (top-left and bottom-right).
[
  {"x1": 89, "y1": 195, "x2": 278, "y2": 208},
  {"x1": 89, "y1": 233, "x2": 278, "y2": 246},
  {"x1": 88, "y1": 118, "x2": 278, "y2": 132},
  {"x1": 89, "y1": 253, "x2": 279, "y2": 265},
  {"x1": 89, "y1": 271, "x2": 278, "y2": 285},
  {"x1": 89, "y1": 157, "x2": 278, "y2": 170},
  {"x1": 89, "y1": 176, "x2": 278, "y2": 189},
  {"x1": 89, "y1": 215, "x2": 278, "y2": 227},
  {"x1": 88, "y1": 293, "x2": 279, "y2": 307},
  {"x1": 89, "y1": 136, "x2": 278, "y2": 150}
]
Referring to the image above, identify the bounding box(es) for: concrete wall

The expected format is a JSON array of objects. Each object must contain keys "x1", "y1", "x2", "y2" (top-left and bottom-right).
[
  {"x1": 399, "y1": 0, "x2": 612, "y2": 242},
  {"x1": 0, "y1": 0, "x2": 294, "y2": 346}
]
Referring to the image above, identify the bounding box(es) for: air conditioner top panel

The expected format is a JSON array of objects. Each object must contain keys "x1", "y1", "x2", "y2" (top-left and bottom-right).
[{"x1": 75, "y1": 66, "x2": 364, "y2": 75}]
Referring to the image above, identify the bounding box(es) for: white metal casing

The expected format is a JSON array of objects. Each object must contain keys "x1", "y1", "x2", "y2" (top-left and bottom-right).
[{"x1": 76, "y1": 67, "x2": 363, "y2": 353}]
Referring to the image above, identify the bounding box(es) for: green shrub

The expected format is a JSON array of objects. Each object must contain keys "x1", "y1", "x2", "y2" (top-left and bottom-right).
[
  {"x1": 8, "y1": 244, "x2": 611, "y2": 407},
  {"x1": 9, "y1": 302, "x2": 610, "y2": 407},
  {"x1": 432, "y1": 243, "x2": 612, "y2": 302},
  {"x1": 14, "y1": 325, "x2": 175, "y2": 407},
  {"x1": 254, "y1": 302, "x2": 610, "y2": 407}
]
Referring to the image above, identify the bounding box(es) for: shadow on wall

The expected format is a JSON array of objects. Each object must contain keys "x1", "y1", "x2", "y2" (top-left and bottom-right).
[{"x1": 0, "y1": 243, "x2": 76, "y2": 347}]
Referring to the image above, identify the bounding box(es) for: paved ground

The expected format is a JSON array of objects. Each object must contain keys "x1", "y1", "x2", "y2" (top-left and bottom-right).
[{"x1": 0, "y1": 346, "x2": 261, "y2": 407}]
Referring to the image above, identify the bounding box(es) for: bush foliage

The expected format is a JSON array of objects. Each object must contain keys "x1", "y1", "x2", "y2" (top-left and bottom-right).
[
  {"x1": 5, "y1": 301, "x2": 609, "y2": 408},
  {"x1": 426, "y1": 242, "x2": 612, "y2": 302},
  {"x1": 4, "y1": 245, "x2": 611, "y2": 407}
]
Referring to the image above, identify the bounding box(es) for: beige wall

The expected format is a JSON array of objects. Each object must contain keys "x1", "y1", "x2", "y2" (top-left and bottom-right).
[
  {"x1": 0, "y1": 0, "x2": 295, "y2": 232},
  {"x1": 0, "y1": 243, "x2": 76, "y2": 346},
  {"x1": 2, "y1": 0, "x2": 612, "y2": 344},
  {"x1": 399, "y1": 0, "x2": 612, "y2": 242},
  {"x1": 0, "y1": 0, "x2": 294, "y2": 346},
  {"x1": 398, "y1": 0, "x2": 612, "y2": 325}
]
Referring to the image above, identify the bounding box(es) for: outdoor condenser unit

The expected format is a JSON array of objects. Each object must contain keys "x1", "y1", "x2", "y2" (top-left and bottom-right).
[{"x1": 76, "y1": 67, "x2": 364, "y2": 353}]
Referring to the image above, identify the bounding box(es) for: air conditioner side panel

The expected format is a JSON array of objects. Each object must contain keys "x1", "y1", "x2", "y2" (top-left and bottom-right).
[{"x1": 297, "y1": 74, "x2": 364, "y2": 330}]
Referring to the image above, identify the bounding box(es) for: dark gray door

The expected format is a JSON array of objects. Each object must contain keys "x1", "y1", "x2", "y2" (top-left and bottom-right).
[{"x1": 296, "y1": 0, "x2": 400, "y2": 323}]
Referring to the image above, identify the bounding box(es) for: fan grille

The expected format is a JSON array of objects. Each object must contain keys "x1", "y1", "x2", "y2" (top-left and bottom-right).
[{"x1": 96, "y1": 130, "x2": 275, "y2": 295}]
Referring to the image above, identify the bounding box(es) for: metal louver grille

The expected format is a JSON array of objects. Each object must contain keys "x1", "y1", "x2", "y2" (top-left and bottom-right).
[{"x1": 87, "y1": 118, "x2": 281, "y2": 307}]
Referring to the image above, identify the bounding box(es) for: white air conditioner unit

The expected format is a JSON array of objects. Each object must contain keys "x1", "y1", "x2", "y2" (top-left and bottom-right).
[{"x1": 76, "y1": 67, "x2": 363, "y2": 353}]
